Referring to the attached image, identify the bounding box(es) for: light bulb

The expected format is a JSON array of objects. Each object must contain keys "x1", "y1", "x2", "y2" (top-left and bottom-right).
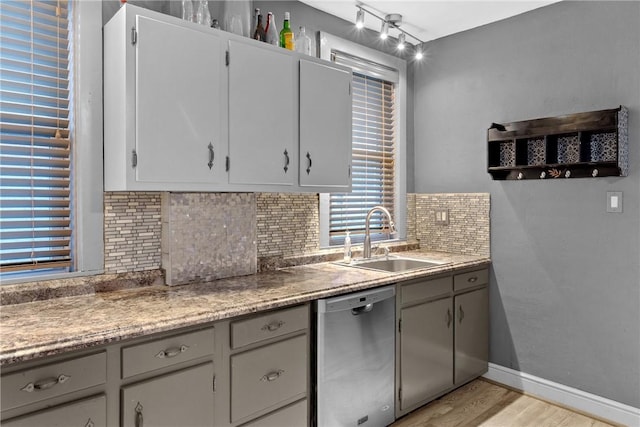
[
  {"x1": 415, "y1": 43, "x2": 424, "y2": 60},
  {"x1": 355, "y1": 8, "x2": 365, "y2": 29},
  {"x1": 380, "y1": 20, "x2": 389, "y2": 39},
  {"x1": 397, "y1": 32, "x2": 406, "y2": 50}
]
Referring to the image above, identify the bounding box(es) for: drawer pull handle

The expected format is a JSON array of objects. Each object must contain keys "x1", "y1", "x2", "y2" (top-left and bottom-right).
[
  {"x1": 21, "y1": 374, "x2": 70, "y2": 392},
  {"x1": 467, "y1": 276, "x2": 478, "y2": 283},
  {"x1": 85, "y1": 419, "x2": 95, "y2": 427},
  {"x1": 458, "y1": 305, "x2": 465, "y2": 323},
  {"x1": 135, "y1": 402, "x2": 144, "y2": 427},
  {"x1": 261, "y1": 321, "x2": 284, "y2": 332},
  {"x1": 155, "y1": 345, "x2": 189, "y2": 359},
  {"x1": 446, "y1": 308, "x2": 452, "y2": 328},
  {"x1": 260, "y1": 369, "x2": 285, "y2": 382}
]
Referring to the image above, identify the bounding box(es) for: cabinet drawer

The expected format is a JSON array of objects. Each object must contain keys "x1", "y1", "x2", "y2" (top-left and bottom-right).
[
  {"x1": 2, "y1": 394, "x2": 106, "y2": 427},
  {"x1": 454, "y1": 269, "x2": 489, "y2": 291},
  {"x1": 231, "y1": 335, "x2": 307, "y2": 422},
  {"x1": 231, "y1": 305, "x2": 308, "y2": 349},
  {"x1": 401, "y1": 276, "x2": 452, "y2": 305},
  {"x1": 241, "y1": 399, "x2": 307, "y2": 427},
  {"x1": 1, "y1": 352, "x2": 106, "y2": 411},
  {"x1": 121, "y1": 327, "x2": 214, "y2": 378}
]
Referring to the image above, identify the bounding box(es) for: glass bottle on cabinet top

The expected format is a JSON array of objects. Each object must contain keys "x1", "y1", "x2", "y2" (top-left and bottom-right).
[
  {"x1": 280, "y1": 12, "x2": 294, "y2": 50},
  {"x1": 253, "y1": 13, "x2": 266, "y2": 41},
  {"x1": 295, "y1": 26, "x2": 311, "y2": 55},
  {"x1": 181, "y1": 0, "x2": 193, "y2": 22},
  {"x1": 265, "y1": 12, "x2": 278, "y2": 45}
]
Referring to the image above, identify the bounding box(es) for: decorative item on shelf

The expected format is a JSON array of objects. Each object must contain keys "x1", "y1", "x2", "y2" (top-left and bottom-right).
[
  {"x1": 527, "y1": 138, "x2": 545, "y2": 166},
  {"x1": 590, "y1": 132, "x2": 617, "y2": 162},
  {"x1": 181, "y1": 0, "x2": 194, "y2": 22},
  {"x1": 548, "y1": 168, "x2": 563, "y2": 178},
  {"x1": 557, "y1": 135, "x2": 580, "y2": 164},
  {"x1": 252, "y1": 11, "x2": 266, "y2": 41},
  {"x1": 499, "y1": 142, "x2": 515, "y2": 167},
  {"x1": 220, "y1": 0, "x2": 250, "y2": 37},
  {"x1": 264, "y1": 12, "x2": 278, "y2": 45},
  {"x1": 279, "y1": 12, "x2": 294, "y2": 50},
  {"x1": 196, "y1": 0, "x2": 211, "y2": 27},
  {"x1": 295, "y1": 26, "x2": 312, "y2": 55}
]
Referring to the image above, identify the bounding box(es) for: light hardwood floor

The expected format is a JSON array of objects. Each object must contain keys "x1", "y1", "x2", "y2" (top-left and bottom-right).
[{"x1": 392, "y1": 379, "x2": 617, "y2": 427}]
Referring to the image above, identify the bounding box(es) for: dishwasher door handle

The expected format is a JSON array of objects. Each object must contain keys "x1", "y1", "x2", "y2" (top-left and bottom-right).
[{"x1": 351, "y1": 303, "x2": 374, "y2": 315}]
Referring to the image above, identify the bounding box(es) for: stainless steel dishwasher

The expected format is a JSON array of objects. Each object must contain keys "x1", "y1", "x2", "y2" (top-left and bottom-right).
[{"x1": 315, "y1": 285, "x2": 396, "y2": 427}]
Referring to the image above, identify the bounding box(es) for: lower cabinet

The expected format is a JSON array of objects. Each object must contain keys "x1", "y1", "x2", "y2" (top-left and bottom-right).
[
  {"x1": 397, "y1": 269, "x2": 489, "y2": 416},
  {"x1": 240, "y1": 399, "x2": 307, "y2": 427},
  {"x1": 121, "y1": 362, "x2": 215, "y2": 427},
  {"x1": 2, "y1": 394, "x2": 106, "y2": 427}
]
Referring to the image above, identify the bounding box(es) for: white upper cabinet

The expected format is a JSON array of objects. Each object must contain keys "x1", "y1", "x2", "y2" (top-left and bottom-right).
[
  {"x1": 135, "y1": 16, "x2": 227, "y2": 185},
  {"x1": 228, "y1": 40, "x2": 297, "y2": 187},
  {"x1": 299, "y1": 59, "x2": 352, "y2": 190},
  {"x1": 104, "y1": 4, "x2": 351, "y2": 193}
]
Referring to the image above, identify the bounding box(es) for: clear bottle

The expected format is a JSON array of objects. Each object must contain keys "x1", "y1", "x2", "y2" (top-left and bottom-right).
[
  {"x1": 343, "y1": 231, "x2": 352, "y2": 263},
  {"x1": 253, "y1": 13, "x2": 266, "y2": 41},
  {"x1": 279, "y1": 12, "x2": 294, "y2": 50},
  {"x1": 182, "y1": 0, "x2": 194, "y2": 22},
  {"x1": 196, "y1": 0, "x2": 211, "y2": 26},
  {"x1": 294, "y1": 26, "x2": 311, "y2": 55},
  {"x1": 264, "y1": 12, "x2": 278, "y2": 46}
]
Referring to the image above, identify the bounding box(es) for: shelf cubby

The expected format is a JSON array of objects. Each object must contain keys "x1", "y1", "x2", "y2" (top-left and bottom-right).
[{"x1": 487, "y1": 106, "x2": 628, "y2": 180}]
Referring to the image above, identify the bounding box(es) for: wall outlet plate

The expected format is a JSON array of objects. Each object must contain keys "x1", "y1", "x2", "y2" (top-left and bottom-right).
[
  {"x1": 607, "y1": 191, "x2": 622, "y2": 213},
  {"x1": 435, "y1": 209, "x2": 449, "y2": 225}
]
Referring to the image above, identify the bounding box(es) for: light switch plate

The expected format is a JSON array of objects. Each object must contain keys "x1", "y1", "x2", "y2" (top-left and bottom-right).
[{"x1": 607, "y1": 191, "x2": 622, "y2": 213}]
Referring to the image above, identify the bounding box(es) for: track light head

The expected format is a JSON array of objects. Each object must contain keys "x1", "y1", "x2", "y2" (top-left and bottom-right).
[
  {"x1": 397, "y1": 32, "x2": 406, "y2": 50},
  {"x1": 414, "y1": 43, "x2": 424, "y2": 60},
  {"x1": 380, "y1": 20, "x2": 389, "y2": 39},
  {"x1": 355, "y1": 8, "x2": 365, "y2": 29}
]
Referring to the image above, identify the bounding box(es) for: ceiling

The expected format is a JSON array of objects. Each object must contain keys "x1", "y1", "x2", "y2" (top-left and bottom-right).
[{"x1": 299, "y1": 0, "x2": 558, "y2": 44}]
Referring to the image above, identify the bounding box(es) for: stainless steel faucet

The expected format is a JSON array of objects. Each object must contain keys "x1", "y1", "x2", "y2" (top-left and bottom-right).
[{"x1": 363, "y1": 206, "x2": 396, "y2": 259}]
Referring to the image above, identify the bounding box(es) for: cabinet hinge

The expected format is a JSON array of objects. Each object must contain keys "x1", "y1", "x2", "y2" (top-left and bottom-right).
[
  {"x1": 225, "y1": 156, "x2": 230, "y2": 172},
  {"x1": 131, "y1": 27, "x2": 137, "y2": 45},
  {"x1": 225, "y1": 50, "x2": 230, "y2": 66},
  {"x1": 212, "y1": 375, "x2": 216, "y2": 392},
  {"x1": 131, "y1": 150, "x2": 138, "y2": 168}
]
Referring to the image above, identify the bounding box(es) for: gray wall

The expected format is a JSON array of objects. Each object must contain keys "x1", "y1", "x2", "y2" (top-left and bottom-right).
[{"x1": 412, "y1": 1, "x2": 640, "y2": 407}]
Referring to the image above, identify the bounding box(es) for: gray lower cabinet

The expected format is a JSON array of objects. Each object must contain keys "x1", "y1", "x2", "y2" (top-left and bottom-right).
[
  {"x1": 239, "y1": 399, "x2": 307, "y2": 427},
  {"x1": 399, "y1": 296, "x2": 453, "y2": 411},
  {"x1": 2, "y1": 394, "x2": 106, "y2": 427},
  {"x1": 121, "y1": 362, "x2": 215, "y2": 427},
  {"x1": 397, "y1": 269, "x2": 489, "y2": 416},
  {"x1": 454, "y1": 287, "x2": 489, "y2": 385}
]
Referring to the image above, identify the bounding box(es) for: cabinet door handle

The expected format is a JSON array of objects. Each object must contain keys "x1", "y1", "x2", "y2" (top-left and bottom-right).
[
  {"x1": 261, "y1": 320, "x2": 284, "y2": 332},
  {"x1": 135, "y1": 402, "x2": 144, "y2": 427},
  {"x1": 306, "y1": 152, "x2": 312, "y2": 175},
  {"x1": 467, "y1": 276, "x2": 478, "y2": 283},
  {"x1": 260, "y1": 369, "x2": 285, "y2": 382},
  {"x1": 446, "y1": 308, "x2": 452, "y2": 328},
  {"x1": 207, "y1": 143, "x2": 214, "y2": 170},
  {"x1": 21, "y1": 374, "x2": 71, "y2": 392},
  {"x1": 155, "y1": 345, "x2": 189, "y2": 359},
  {"x1": 458, "y1": 305, "x2": 465, "y2": 323},
  {"x1": 283, "y1": 149, "x2": 290, "y2": 173}
]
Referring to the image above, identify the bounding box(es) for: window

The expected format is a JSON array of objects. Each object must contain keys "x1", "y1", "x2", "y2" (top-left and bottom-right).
[
  {"x1": 1, "y1": 0, "x2": 104, "y2": 283},
  {"x1": 1, "y1": 0, "x2": 72, "y2": 274},
  {"x1": 319, "y1": 33, "x2": 407, "y2": 248}
]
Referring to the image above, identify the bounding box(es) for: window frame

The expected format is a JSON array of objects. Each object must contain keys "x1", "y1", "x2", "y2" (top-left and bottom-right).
[
  {"x1": 1, "y1": 0, "x2": 104, "y2": 284},
  {"x1": 318, "y1": 32, "x2": 407, "y2": 249}
]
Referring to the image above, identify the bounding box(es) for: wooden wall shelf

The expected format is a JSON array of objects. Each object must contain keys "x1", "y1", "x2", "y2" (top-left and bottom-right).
[{"x1": 487, "y1": 106, "x2": 628, "y2": 180}]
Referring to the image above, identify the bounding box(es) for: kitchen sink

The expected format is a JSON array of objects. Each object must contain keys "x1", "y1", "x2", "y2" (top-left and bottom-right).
[{"x1": 340, "y1": 256, "x2": 446, "y2": 273}]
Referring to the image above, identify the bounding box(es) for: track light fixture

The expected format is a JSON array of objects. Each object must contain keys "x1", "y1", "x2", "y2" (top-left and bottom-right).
[
  {"x1": 355, "y1": 7, "x2": 365, "y2": 29},
  {"x1": 354, "y1": 5, "x2": 426, "y2": 60}
]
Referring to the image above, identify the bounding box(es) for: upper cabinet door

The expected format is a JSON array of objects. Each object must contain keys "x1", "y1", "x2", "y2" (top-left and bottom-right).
[
  {"x1": 299, "y1": 60, "x2": 352, "y2": 189},
  {"x1": 135, "y1": 16, "x2": 227, "y2": 184},
  {"x1": 228, "y1": 40, "x2": 297, "y2": 186}
]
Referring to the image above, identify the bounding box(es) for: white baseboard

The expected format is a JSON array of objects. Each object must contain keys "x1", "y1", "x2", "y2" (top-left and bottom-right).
[{"x1": 483, "y1": 363, "x2": 640, "y2": 427}]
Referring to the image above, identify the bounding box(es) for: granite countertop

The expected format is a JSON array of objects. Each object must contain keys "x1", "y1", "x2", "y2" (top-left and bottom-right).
[{"x1": 0, "y1": 250, "x2": 490, "y2": 366}]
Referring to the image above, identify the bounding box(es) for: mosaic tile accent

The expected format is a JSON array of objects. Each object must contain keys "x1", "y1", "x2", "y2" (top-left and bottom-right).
[
  {"x1": 527, "y1": 138, "x2": 546, "y2": 166},
  {"x1": 104, "y1": 192, "x2": 162, "y2": 274},
  {"x1": 415, "y1": 193, "x2": 490, "y2": 257},
  {"x1": 256, "y1": 193, "x2": 319, "y2": 257},
  {"x1": 557, "y1": 135, "x2": 580, "y2": 164},
  {"x1": 162, "y1": 193, "x2": 256, "y2": 285},
  {"x1": 618, "y1": 106, "x2": 629, "y2": 176},
  {"x1": 500, "y1": 141, "x2": 516, "y2": 167},
  {"x1": 590, "y1": 131, "x2": 617, "y2": 162},
  {"x1": 406, "y1": 193, "x2": 417, "y2": 242}
]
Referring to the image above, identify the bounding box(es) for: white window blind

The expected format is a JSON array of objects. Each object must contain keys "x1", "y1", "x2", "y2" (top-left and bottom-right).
[
  {"x1": 328, "y1": 71, "x2": 396, "y2": 246},
  {"x1": 0, "y1": 0, "x2": 72, "y2": 273}
]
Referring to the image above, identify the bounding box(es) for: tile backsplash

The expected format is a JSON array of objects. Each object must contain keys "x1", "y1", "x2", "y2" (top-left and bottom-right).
[{"x1": 102, "y1": 191, "x2": 490, "y2": 285}]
